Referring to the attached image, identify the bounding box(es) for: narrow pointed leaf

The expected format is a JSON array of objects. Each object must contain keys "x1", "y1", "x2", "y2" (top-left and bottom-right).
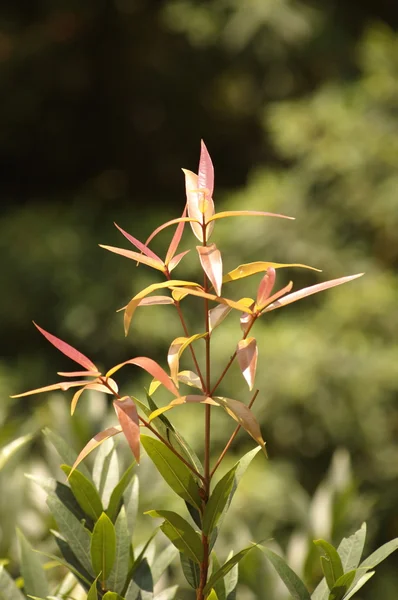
[
  {"x1": 328, "y1": 571, "x2": 356, "y2": 600},
  {"x1": 93, "y1": 438, "x2": 119, "y2": 508},
  {"x1": 103, "y1": 592, "x2": 125, "y2": 600},
  {"x1": 0, "y1": 565, "x2": 27, "y2": 600},
  {"x1": 33, "y1": 322, "x2": 97, "y2": 370},
  {"x1": 167, "y1": 334, "x2": 207, "y2": 385},
  {"x1": 11, "y1": 380, "x2": 88, "y2": 398},
  {"x1": 209, "y1": 304, "x2": 232, "y2": 333},
  {"x1": 198, "y1": 140, "x2": 214, "y2": 198},
  {"x1": 207, "y1": 591, "x2": 219, "y2": 600},
  {"x1": 17, "y1": 529, "x2": 49, "y2": 598},
  {"x1": 165, "y1": 205, "x2": 187, "y2": 265},
  {"x1": 0, "y1": 434, "x2": 33, "y2": 471},
  {"x1": 58, "y1": 370, "x2": 101, "y2": 377},
  {"x1": 151, "y1": 546, "x2": 179, "y2": 586},
  {"x1": 261, "y1": 547, "x2": 311, "y2": 600},
  {"x1": 61, "y1": 465, "x2": 103, "y2": 521},
  {"x1": 43, "y1": 428, "x2": 92, "y2": 481},
  {"x1": 148, "y1": 395, "x2": 217, "y2": 420},
  {"x1": 107, "y1": 357, "x2": 179, "y2": 397},
  {"x1": 99, "y1": 244, "x2": 165, "y2": 271},
  {"x1": 87, "y1": 576, "x2": 100, "y2": 600},
  {"x1": 213, "y1": 397, "x2": 267, "y2": 456},
  {"x1": 223, "y1": 261, "x2": 321, "y2": 283},
  {"x1": 138, "y1": 296, "x2": 174, "y2": 307},
  {"x1": 264, "y1": 274, "x2": 364, "y2": 312},
  {"x1": 107, "y1": 462, "x2": 136, "y2": 522},
  {"x1": 71, "y1": 382, "x2": 115, "y2": 416},
  {"x1": 203, "y1": 465, "x2": 238, "y2": 535},
  {"x1": 114, "y1": 223, "x2": 162, "y2": 261},
  {"x1": 107, "y1": 507, "x2": 131, "y2": 594},
  {"x1": 320, "y1": 556, "x2": 335, "y2": 591},
  {"x1": 124, "y1": 475, "x2": 139, "y2": 536},
  {"x1": 211, "y1": 552, "x2": 226, "y2": 600},
  {"x1": 154, "y1": 585, "x2": 178, "y2": 600},
  {"x1": 178, "y1": 370, "x2": 203, "y2": 390},
  {"x1": 144, "y1": 217, "x2": 200, "y2": 248},
  {"x1": 314, "y1": 540, "x2": 344, "y2": 588},
  {"x1": 236, "y1": 338, "x2": 258, "y2": 390},
  {"x1": 113, "y1": 396, "x2": 140, "y2": 462},
  {"x1": 256, "y1": 268, "x2": 276, "y2": 306},
  {"x1": 197, "y1": 243, "x2": 223, "y2": 296},
  {"x1": 168, "y1": 249, "x2": 190, "y2": 272},
  {"x1": 141, "y1": 435, "x2": 202, "y2": 508},
  {"x1": 204, "y1": 545, "x2": 258, "y2": 595},
  {"x1": 183, "y1": 169, "x2": 214, "y2": 240},
  {"x1": 125, "y1": 557, "x2": 153, "y2": 600},
  {"x1": 70, "y1": 427, "x2": 122, "y2": 476},
  {"x1": 343, "y1": 572, "x2": 375, "y2": 600},
  {"x1": 208, "y1": 210, "x2": 294, "y2": 223},
  {"x1": 146, "y1": 510, "x2": 203, "y2": 564},
  {"x1": 180, "y1": 555, "x2": 200, "y2": 589},
  {"x1": 258, "y1": 281, "x2": 293, "y2": 311},
  {"x1": 91, "y1": 513, "x2": 116, "y2": 586},
  {"x1": 169, "y1": 286, "x2": 253, "y2": 314}
]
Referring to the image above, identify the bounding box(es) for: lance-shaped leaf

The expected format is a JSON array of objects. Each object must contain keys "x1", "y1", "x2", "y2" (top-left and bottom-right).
[
  {"x1": 114, "y1": 222, "x2": 162, "y2": 262},
  {"x1": 146, "y1": 510, "x2": 203, "y2": 564},
  {"x1": 138, "y1": 295, "x2": 174, "y2": 307},
  {"x1": 178, "y1": 370, "x2": 203, "y2": 391},
  {"x1": 33, "y1": 322, "x2": 97, "y2": 371},
  {"x1": 11, "y1": 379, "x2": 89, "y2": 398},
  {"x1": 17, "y1": 528, "x2": 49, "y2": 599},
  {"x1": 183, "y1": 169, "x2": 215, "y2": 241},
  {"x1": 213, "y1": 397, "x2": 267, "y2": 456},
  {"x1": 197, "y1": 243, "x2": 223, "y2": 296},
  {"x1": 168, "y1": 250, "x2": 190, "y2": 272},
  {"x1": 264, "y1": 273, "x2": 364, "y2": 312},
  {"x1": 61, "y1": 465, "x2": 103, "y2": 521},
  {"x1": 328, "y1": 571, "x2": 356, "y2": 600},
  {"x1": 91, "y1": 513, "x2": 116, "y2": 587},
  {"x1": 257, "y1": 281, "x2": 293, "y2": 312},
  {"x1": 70, "y1": 426, "x2": 123, "y2": 475},
  {"x1": 198, "y1": 140, "x2": 214, "y2": 198},
  {"x1": 223, "y1": 261, "x2": 321, "y2": 283},
  {"x1": 99, "y1": 244, "x2": 165, "y2": 271},
  {"x1": 0, "y1": 434, "x2": 33, "y2": 471},
  {"x1": 165, "y1": 205, "x2": 187, "y2": 266},
  {"x1": 107, "y1": 356, "x2": 179, "y2": 397},
  {"x1": 209, "y1": 304, "x2": 232, "y2": 333},
  {"x1": 204, "y1": 544, "x2": 258, "y2": 595},
  {"x1": 180, "y1": 555, "x2": 200, "y2": 589},
  {"x1": 106, "y1": 462, "x2": 136, "y2": 522},
  {"x1": 261, "y1": 547, "x2": 311, "y2": 600},
  {"x1": 343, "y1": 572, "x2": 375, "y2": 600},
  {"x1": 0, "y1": 564, "x2": 27, "y2": 600},
  {"x1": 71, "y1": 381, "x2": 116, "y2": 416},
  {"x1": 202, "y1": 465, "x2": 238, "y2": 535},
  {"x1": 113, "y1": 397, "x2": 140, "y2": 463},
  {"x1": 207, "y1": 210, "x2": 294, "y2": 223},
  {"x1": 169, "y1": 286, "x2": 254, "y2": 314},
  {"x1": 256, "y1": 268, "x2": 276, "y2": 307},
  {"x1": 58, "y1": 370, "x2": 101, "y2": 377},
  {"x1": 167, "y1": 333, "x2": 207, "y2": 385},
  {"x1": 236, "y1": 338, "x2": 258, "y2": 391},
  {"x1": 148, "y1": 395, "x2": 217, "y2": 420},
  {"x1": 140, "y1": 435, "x2": 202, "y2": 507},
  {"x1": 314, "y1": 540, "x2": 344, "y2": 590},
  {"x1": 144, "y1": 216, "x2": 200, "y2": 248},
  {"x1": 123, "y1": 280, "x2": 202, "y2": 334},
  {"x1": 107, "y1": 507, "x2": 131, "y2": 594}
]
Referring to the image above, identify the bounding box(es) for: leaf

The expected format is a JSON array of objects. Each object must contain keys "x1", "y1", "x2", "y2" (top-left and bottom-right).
[
  {"x1": 314, "y1": 540, "x2": 344, "y2": 589},
  {"x1": 43, "y1": 428, "x2": 92, "y2": 481},
  {"x1": 198, "y1": 140, "x2": 214, "y2": 198},
  {"x1": 261, "y1": 546, "x2": 311, "y2": 600},
  {"x1": 256, "y1": 268, "x2": 276, "y2": 307},
  {"x1": 113, "y1": 397, "x2": 140, "y2": 463},
  {"x1": 103, "y1": 592, "x2": 125, "y2": 600},
  {"x1": 223, "y1": 261, "x2": 321, "y2": 283},
  {"x1": 107, "y1": 507, "x2": 131, "y2": 594},
  {"x1": 165, "y1": 205, "x2": 187, "y2": 265},
  {"x1": 224, "y1": 552, "x2": 238, "y2": 600},
  {"x1": 208, "y1": 304, "x2": 232, "y2": 333},
  {"x1": 204, "y1": 544, "x2": 258, "y2": 595},
  {"x1": 343, "y1": 572, "x2": 375, "y2": 600},
  {"x1": 211, "y1": 552, "x2": 226, "y2": 600},
  {"x1": 0, "y1": 565, "x2": 27, "y2": 600},
  {"x1": 0, "y1": 434, "x2": 33, "y2": 471},
  {"x1": 58, "y1": 370, "x2": 101, "y2": 377},
  {"x1": 124, "y1": 475, "x2": 139, "y2": 536},
  {"x1": 91, "y1": 513, "x2": 116, "y2": 587},
  {"x1": 328, "y1": 571, "x2": 356, "y2": 600},
  {"x1": 168, "y1": 249, "x2": 190, "y2": 272},
  {"x1": 61, "y1": 465, "x2": 103, "y2": 521},
  {"x1": 207, "y1": 591, "x2": 219, "y2": 600},
  {"x1": 71, "y1": 382, "x2": 116, "y2": 416},
  {"x1": 168, "y1": 286, "x2": 254, "y2": 314},
  {"x1": 180, "y1": 555, "x2": 200, "y2": 589},
  {"x1": 358, "y1": 537, "x2": 398, "y2": 571},
  {"x1": 100, "y1": 244, "x2": 165, "y2": 271},
  {"x1": 33, "y1": 322, "x2": 97, "y2": 371},
  {"x1": 264, "y1": 274, "x2": 364, "y2": 312},
  {"x1": 138, "y1": 296, "x2": 174, "y2": 307},
  {"x1": 70, "y1": 426, "x2": 122, "y2": 476},
  {"x1": 178, "y1": 370, "x2": 203, "y2": 390},
  {"x1": 236, "y1": 338, "x2": 258, "y2": 391},
  {"x1": 208, "y1": 210, "x2": 294, "y2": 223},
  {"x1": 47, "y1": 494, "x2": 93, "y2": 574},
  {"x1": 114, "y1": 222, "x2": 162, "y2": 261},
  {"x1": 125, "y1": 558, "x2": 153, "y2": 600},
  {"x1": 87, "y1": 576, "x2": 100, "y2": 600},
  {"x1": 144, "y1": 217, "x2": 200, "y2": 248},
  {"x1": 183, "y1": 169, "x2": 214, "y2": 241},
  {"x1": 258, "y1": 281, "x2": 293, "y2": 311},
  {"x1": 167, "y1": 334, "x2": 207, "y2": 385},
  {"x1": 154, "y1": 585, "x2": 178, "y2": 600},
  {"x1": 151, "y1": 545, "x2": 179, "y2": 585},
  {"x1": 93, "y1": 438, "x2": 120, "y2": 508},
  {"x1": 202, "y1": 465, "x2": 238, "y2": 535},
  {"x1": 17, "y1": 529, "x2": 49, "y2": 598},
  {"x1": 146, "y1": 510, "x2": 203, "y2": 564},
  {"x1": 40, "y1": 543, "x2": 92, "y2": 589},
  {"x1": 11, "y1": 379, "x2": 89, "y2": 399},
  {"x1": 107, "y1": 462, "x2": 136, "y2": 523},
  {"x1": 197, "y1": 244, "x2": 223, "y2": 296},
  {"x1": 213, "y1": 397, "x2": 267, "y2": 456},
  {"x1": 107, "y1": 356, "x2": 179, "y2": 396},
  {"x1": 140, "y1": 435, "x2": 202, "y2": 508},
  {"x1": 148, "y1": 395, "x2": 217, "y2": 420}
]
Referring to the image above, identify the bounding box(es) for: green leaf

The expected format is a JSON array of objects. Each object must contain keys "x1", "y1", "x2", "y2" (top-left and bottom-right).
[
  {"x1": 107, "y1": 462, "x2": 136, "y2": 523},
  {"x1": 125, "y1": 558, "x2": 153, "y2": 600},
  {"x1": 154, "y1": 585, "x2": 178, "y2": 600},
  {"x1": 225, "y1": 554, "x2": 238, "y2": 600},
  {"x1": 103, "y1": 593, "x2": 125, "y2": 600},
  {"x1": 61, "y1": 465, "x2": 103, "y2": 521},
  {"x1": 35, "y1": 548, "x2": 92, "y2": 589},
  {"x1": 343, "y1": 572, "x2": 375, "y2": 600},
  {"x1": 47, "y1": 494, "x2": 93, "y2": 574},
  {"x1": 207, "y1": 591, "x2": 219, "y2": 600},
  {"x1": 180, "y1": 555, "x2": 200, "y2": 589},
  {"x1": 87, "y1": 576, "x2": 100, "y2": 600},
  {"x1": 107, "y1": 507, "x2": 131, "y2": 594},
  {"x1": 141, "y1": 435, "x2": 202, "y2": 509},
  {"x1": 17, "y1": 529, "x2": 49, "y2": 598},
  {"x1": 314, "y1": 540, "x2": 344, "y2": 589},
  {"x1": 0, "y1": 565, "x2": 26, "y2": 600},
  {"x1": 43, "y1": 428, "x2": 92, "y2": 481},
  {"x1": 124, "y1": 475, "x2": 139, "y2": 536},
  {"x1": 358, "y1": 537, "x2": 398, "y2": 571},
  {"x1": 91, "y1": 513, "x2": 117, "y2": 586},
  {"x1": 0, "y1": 434, "x2": 33, "y2": 471},
  {"x1": 203, "y1": 465, "x2": 238, "y2": 535},
  {"x1": 328, "y1": 571, "x2": 356, "y2": 600},
  {"x1": 204, "y1": 545, "x2": 258, "y2": 596},
  {"x1": 93, "y1": 438, "x2": 120, "y2": 507},
  {"x1": 151, "y1": 545, "x2": 178, "y2": 585},
  {"x1": 146, "y1": 510, "x2": 203, "y2": 564},
  {"x1": 261, "y1": 547, "x2": 311, "y2": 600},
  {"x1": 211, "y1": 553, "x2": 226, "y2": 600}
]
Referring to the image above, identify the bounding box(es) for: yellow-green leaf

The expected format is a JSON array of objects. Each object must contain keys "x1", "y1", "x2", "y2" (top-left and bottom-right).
[
  {"x1": 223, "y1": 261, "x2": 321, "y2": 283},
  {"x1": 213, "y1": 397, "x2": 267, "y2": 456}
]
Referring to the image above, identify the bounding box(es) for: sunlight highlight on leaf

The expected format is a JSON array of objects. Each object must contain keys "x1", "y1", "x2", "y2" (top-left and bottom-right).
[
  {"x1": 114, "y1": 222, "x2": 162, "y2": 261},
  {"x1": 149, "y1": 396, "x2": 217, "y2": 420},
  {"x1": 169, "y1": 286, "x2": 254, "y2": 314},
  {"x1": 178, "y1": 371, "x2": 203, "y2": 390},
  {"x1": 208, "y1": 210, "x2": 294, "y2": 223},
  {"x1": 99, "y1": 245, "x2": 165, "y2": 271},
  {"x1": 236, "y1": 338, "x2": 258, "y2": 390},
  {"x1": 208, "y1": 304, "x2": 232, "y2": 333},
  {"x1": 213, "y1": 397, "x2": 267, "y2": 456},
  {"x1": 197, "y1": 243, "x2": 223, "y2": 296},
  {"x1": 70, "y1": 426, "x2": 123, "y2": 475},
  {"x1": 106, "y1": 356, "x2": 179, "y2": 396},
  {"x1": 165, "y1": 205, "x2": 187, "y2": 265},
  {"x1": 168, "y1": 334, "x2": 207, "y2": 386},
  {"x1": 70, "y1": 382, "x2": 116, "y2": 415},
  {"x1": 11, "y1": 380, "x2": 89, "y2": 398},
  {"x1": 223, "y1": 261, "x2": 321, "y2": 283},
  {"x1": 113, "y1": 397, "x2": 140, "y2": 463}
]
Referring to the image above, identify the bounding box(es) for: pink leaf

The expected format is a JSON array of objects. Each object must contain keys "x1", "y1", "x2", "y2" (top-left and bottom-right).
[
  {"x1": 11, "y1": 380, "x2": 89, "y2": 398},
  {"x1": 165, "y1": 205, "x2": 187, "y2": 265},
  {"x1": 113, "y1": 397, "x2": 140, "y2": 463},
  {"x1": 208, "y1": 304, "x2": 232, "y2": 333},
  {"x1": 256, "y1": 268, "x2": 276, "y2": 308},
  {"x1": 236, "y1": 338, "x2": 258, "y2": 391},
  {"x1": 177, "y1": 370, "x2": 203, "y2": 391},
  {"x1": 99, "y1": 245, "x2": 165, "y2": 271},
  {"x1": 149, "y1": 395, "x2": 217, "y2": 420},
  {"x1": 70, "y1": 382, "x2": 115, "y2": 416},
  {"x1": 106, "y1": 357, "x2": 179, "y2": 396},
  {"x1": 33, "y1": 323, "x2": 97, "y2": 371},
  {"x1": 114, "y1": 223, "x2": 161, "y2": 261},
  {"x1": 198, "y1": 140, "x2": 214, "y2": 199},
  {"x1": 258, "y1": 281, "x2": 293, "y2": 312},
  {"x1": 138, "y1": 296, "x2": 174, "y2": 307},
  {"x1": 196, "y1": 243, "x2": 223, "y2": 296},
  {"x1": 57, "y1": 370, "x2": 101, "y2": 377},
  {"x1": 70, "y1": 426, "x2": 123, "y2": 475},
  {"x1": 264, "y1": 273, "x2": 364, "y2": 312},
  {"x1": 207, "y1": 211, "x2": 294, "y2": 223},
  {"x1": 145, "y1": 217, "x2": 200, "y2": 248},
  {"x1": 183, "y1": 169, "x2": 215, "y2": 241},
  {"x1": 168, "y1": 250, "x2": 190, "y2": 272},
  {"x1": 213, "y1": 396, "x2": 267, "y2": 456}
]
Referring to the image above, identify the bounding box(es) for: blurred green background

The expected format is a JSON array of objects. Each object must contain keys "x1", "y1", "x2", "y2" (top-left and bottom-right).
[{"x1": 1, "y1": 1, "x2": 398, "y2": 598}]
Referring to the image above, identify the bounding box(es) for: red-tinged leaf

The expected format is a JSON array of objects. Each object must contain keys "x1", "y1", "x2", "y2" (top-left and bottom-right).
[
  {"x1": 223, "y1": 261, "x2": 320, "y2": 283},
  {"x1": 198, "y1": 140, "x2": 214, "y2": 199},
  {"x1": 213, "y1": 397, "x2": 267, "y2": 456},
  {"x1": 33, "y1": 322, "x2": 97, "y2": 371},
  {"x1": 165, "y1": 205, "x2": 187, "y2": 265},
  {"x1": 168, "y1": 249, "x2": 190, "y2": 272},
  {"x1": 70, "y1": 426, "x2": 123, "y2": 475},
  {"x1": 172, "y1": 288, "x2": 189, "y2": 302},
  {"x1": 71, "y1": 382, "x2": 115, "y2": 416},
  {"x1": 114, "y1": 223, "x2": 162, "y2": 261},
  {"x1": 99, "y1": 244, "x2": 165, "y2": 271},
  {"x1": 240, "y1": 311, "x2": 254, "y2": 335},
  {"x1": 178, "y1": 370, "x2": 203, "y2": 390},
  {"x1": 124, "y1": 280, "x2": 202, "y2": 335},
  {"x1": 264, "y1": 273, "x2": 364, "y2": 313},
  {"x1": 209, "y1": 304, "x2": 232, "y2": 333},
  {"x1": 207, "y1": 210, "x2": 294, "y2": 223},
  {"x1": 236, "y1": 338, "x2": 258, "y2": 391},
  {"x1": 149, "y1": 396, "x2": 217, "y2": 420},
  {"x1": 138, "y1": 295, "x2": 174, "y2": 306},
  {"x1": 57, "y1": 370, "x2": 101, "y2": 378},
  {"x1": 183, "y1": 169, "x2": 215, "y2": 241},
  {"x1": 106, "y1": 357, "x2": 179, "y2": 396},
  {"x1": 169, "y1": 286, "x2": 254, "y2": 314},
  {"x1": 197, "y1": 243, "x2": 223, "y2": 296},
  {"x1": 258, "y1": 281, "x2": 293, "y2": 311},
  {"x1": 113, "y1": 397, "x2": 140, "y2": 463},
  {"x1": 256, "y1": 268, "x2": 276, "y2": 307},
  {"x1": 168, "y1": 334, "x2": 207, "y2": 385},
  {"x1": 145, "y1": 217, "x2": 200, "y2": 248},
  {"x1": 11, "y1": 380, "x2": 89, "y2": 398}
]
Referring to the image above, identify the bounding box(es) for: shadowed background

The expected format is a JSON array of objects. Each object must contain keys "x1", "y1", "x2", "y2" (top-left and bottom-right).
[{"x1": 1, "y1": 1, "x2": 398, "y2": 598}]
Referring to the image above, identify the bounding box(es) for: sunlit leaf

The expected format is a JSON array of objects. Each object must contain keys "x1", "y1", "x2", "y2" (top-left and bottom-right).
[
  {"x1": 344, "y1": 572, "x2": 375, "y2": 600},
  {"x1": 0, "y1": 565, "x2": 28, "y2": 600},
  {"x1": 113, "y1": 397, "x2": 140, "y2": 463},
  {"x1": 0, "y1": 434, "x2": 33, "y2": 471},
  {"x1": 99, "y1": 245, "x2": 165, "y2": 271},
  {"x1": 204, "y1": 544, "x2": 258, "y2": 595},
  {"x1": 328, "y1": 571, "x2": 356, "y2": 600},
  {"x1": 202, "y1": 465, "x2": 238, "y2": 535},
  {"x1": 314, "y1": 540, "x2": 344, "y2": 589},
  {"x1": 114, "y1": 222, "x2": 162, "y2": 261},
  {"x1": 213, "y1": 397, "x2": 267, "y2": 456},
  {"x1": 146, "y1": 510, "x2": 203, "y2": 563},
  {"x1": 264, "y1": 273, "x2": 364, "y2": 312},
  {"x1": 256, "y1": 268, "x2": 276, "y2": 307},
  {"x1": 165, "y1": 205, "x2": 187, "y2": 265},
  {"x1": 197, "y1": 243, "x2": 223, "y2": 296},
  {"x1": 43, "y1": 428, "x2": 93, "y2": 481},
  {"x1": 236, "y1": 338, "x2": 258, "y2": 391},
  {"x1": 167, "y1": 334, "x2": 207, "y2": 385},
  {"x1": 169, "y1": 286, "x2": 254, "y2": 314},
  {"x1": 208, "y1": 210, "x2": 294, "y2": 223},
  {"x1": 57, "y1": 370, "x2": 101, "y2": 377},
  {"x1": 87, "y1": 576, "x2": 100, "y2": 600},
  {"x1": 257, "y1": 281, "x2": 293, "y2": 311},
  {"x1": 148, "y1": 395, "x2": 217, "y2": 420},
  {"x1": 183, "y1": 169, "x2": 214, "y2": 241},
  {"x1": 33, "y1": 322, "x2": 97, "y2": 371},
  {"x1": 209, "y1": 304, "x2": 232, "y2": 333},
  {"x1": 223, "y1": 261, "x2": 320, "y2": 283},
  {"x1": 71, "y1": 382, "x2": 115, "y2": 416},
  {"x1": 91, "y1": 513, "x2": 116, "y2": 587},
  {"x1": 17, "y1": 529, "x2": 49, "y2": 598},
  {"x1": 151, "y1": 545, "x2": 179, "y2": 585},
  {"x1": 70, "y1": 426, "x2": 123, "y2": 475},
  {"x1": 198, "y1": 140, "x2": 214, "y2": 199},
  {"x1": 106, "y1": 462, "x2": 135, "y2": 522},
  {"x1": 145, "y1": 217, "x2": 200, "y2": 248},
  {"x1": 61, "y1": 465, "x2": 103, "y2": 521},
  {"x1": 107, "y1": 356, "x2": 178, "y2": 396},
  {"x1": 107, "y1": 507, "x2": 130, "y2": 594},
  {"x1": 137, "y1": 296, "x2": 174, "y2": 307},
  {"x1": 261, "y1": 547, "x2": 311, "y2": 600},
  {"x1": 177, "y1": 370, "x2": 203, "y2": 390},
  {"x1": 11, "y1": 380, "x2": 89, "y2": 399},
  {"x1": 168, "y1": 249, "x2": 190, "y2": 272}
]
